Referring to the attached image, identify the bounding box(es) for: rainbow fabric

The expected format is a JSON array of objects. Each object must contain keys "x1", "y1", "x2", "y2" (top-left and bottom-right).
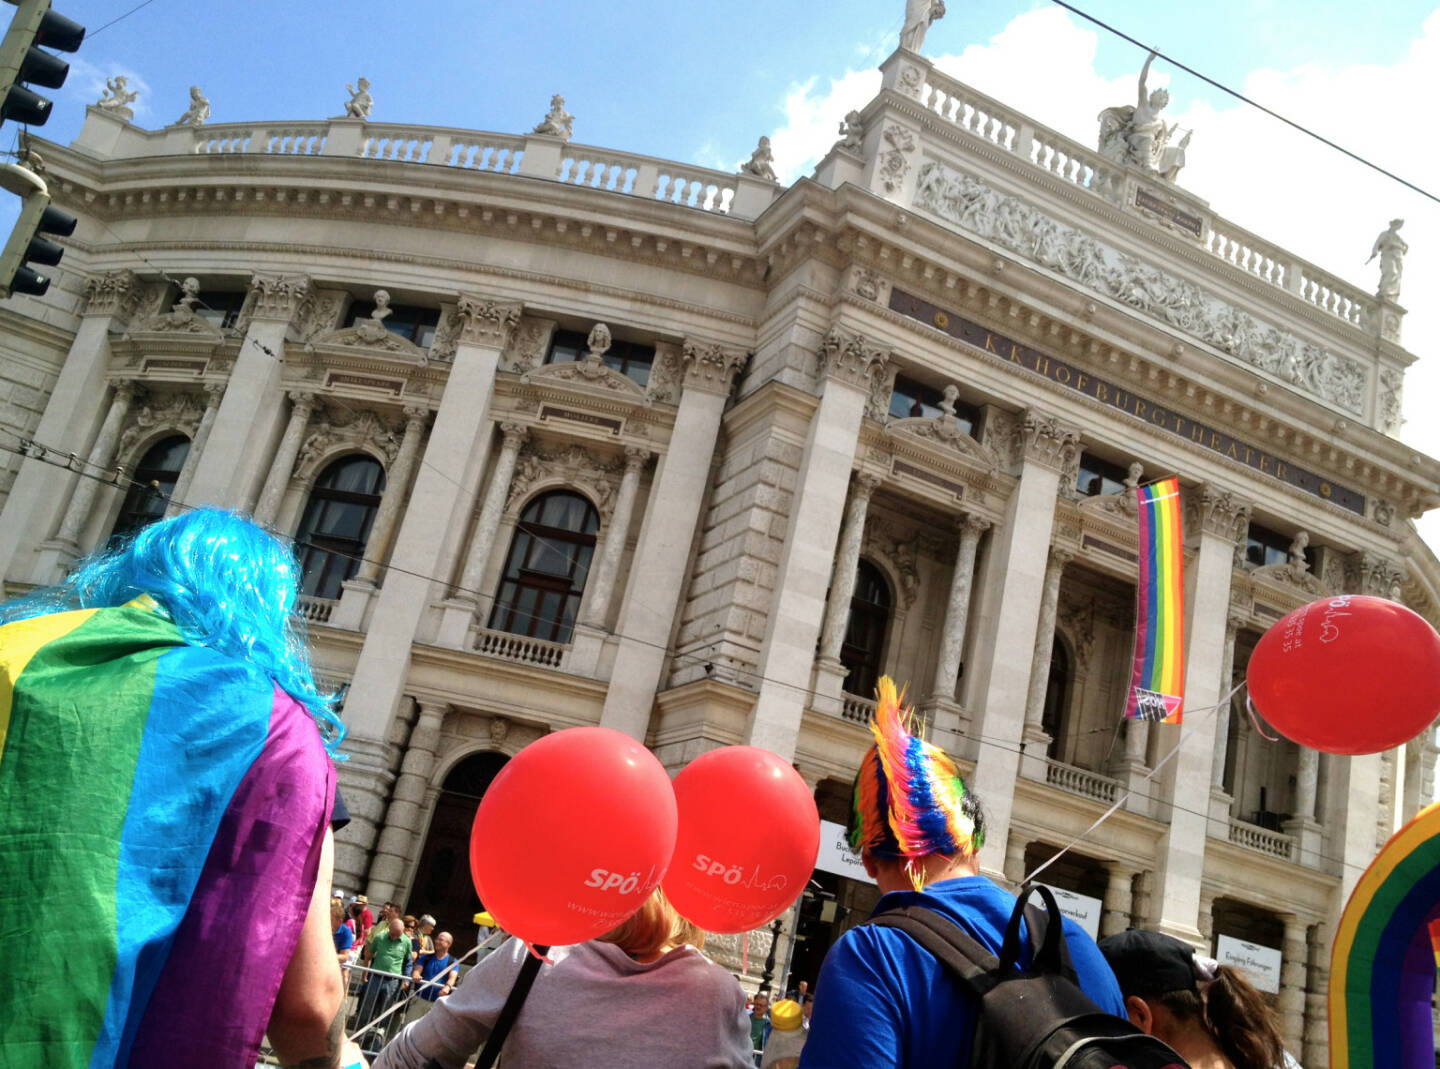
[
  {"x1": 851, "y1": 677, "x2": 979, "y2": 890},
  {"x1": 1125, "y1": 476, "x2": 1185, "y2": 723},
  {"x1": 0, "y1": 600, "x2": 334, "y2": 1069},
  {"x1": 1331, "y1": 799, "x2": 1440, "y2": 1069}
]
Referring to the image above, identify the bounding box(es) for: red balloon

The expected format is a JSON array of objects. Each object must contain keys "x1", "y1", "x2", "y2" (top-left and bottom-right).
[
  {"x1": 1247, "y1": 595, "x2": 1440, "y2": 755},
  {"x1": 470, "y1": 727, "x2": 677, "y2": 946},
  {"x1": 663, "y1": 746, "x2": 821, "y2": 933}
]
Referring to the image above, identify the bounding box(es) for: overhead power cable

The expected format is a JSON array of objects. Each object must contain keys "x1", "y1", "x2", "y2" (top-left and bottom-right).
[{"x1": 1049, "y1": 0, "x2": 1440, "y2": 207}]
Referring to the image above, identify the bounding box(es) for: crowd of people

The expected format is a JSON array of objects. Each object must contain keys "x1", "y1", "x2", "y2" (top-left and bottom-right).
[{"x1": 0, "y1": 508, "x2": 1304, "y2": 1069}]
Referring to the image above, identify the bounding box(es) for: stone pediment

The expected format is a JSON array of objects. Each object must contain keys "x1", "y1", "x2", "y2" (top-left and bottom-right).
[
  {"x1": 1250, "y1": 561, "x2": 1332, "y2": 599},
  {"x1": 885, "y1": 415, "x2": 998, "y2": 470},
  {"x1": 306, "y1": 320, "x2": 429, "y2": 364},
  {"x1": 523, "y1": 355, "x2": 647, "y2": 401},
  {"x1": 1077, "y1": 490, "x2": 1136, "y2": 519}
]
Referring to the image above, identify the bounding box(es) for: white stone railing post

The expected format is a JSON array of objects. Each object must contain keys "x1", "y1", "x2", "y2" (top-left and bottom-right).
[{"x1": 251, "y1": 391, "x2": 316, "y2": 527}]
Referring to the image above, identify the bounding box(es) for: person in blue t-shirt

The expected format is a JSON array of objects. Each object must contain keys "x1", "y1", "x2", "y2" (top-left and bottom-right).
[
  {"x1": 411, "y1": 931, "x2": 460, "y2": 1002},
  {"x1": 799, "y1": 678, "x2": 1126, "y2": 1069}
]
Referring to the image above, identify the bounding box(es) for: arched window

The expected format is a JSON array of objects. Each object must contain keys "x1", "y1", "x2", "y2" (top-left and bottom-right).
[
  {"x1": 488, "y1": 491, "x2": 599, "y2": 644},
  {"x1": 294, "y1": 454, "x2": 386, "y2": 600},
  {"x1": 840, "y1": 559, "x2": 892, "y2": 699},
  {"x1": 1042, "y1": 635, "x2": 1071, "y2": 760},
  {"x1": 111, "y1": 435, "x2": 190, "y2": 540}
]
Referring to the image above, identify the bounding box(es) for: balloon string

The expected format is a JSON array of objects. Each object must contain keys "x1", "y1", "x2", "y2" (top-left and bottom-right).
[
  {"x1": 1245, "y1": 694, "x2": 1281, "y2": 741},
  {"x1": 524, "y1": 941, "x2": 555, "y2": 965},
  {"x1": 1023, "y1": 681, "x2": 1244, "y2": 887}
]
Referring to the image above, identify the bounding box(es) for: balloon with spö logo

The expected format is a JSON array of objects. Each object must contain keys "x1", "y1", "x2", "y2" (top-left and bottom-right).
[
  {"x1": 469, "y1": 726, "x2": 677, "y2": 946},
  {"x1": 662, "y1": 745, "x2": 821, "y2": 933},
  {"x1": 1246, "y1": 595, "x2": 1440, "y2": 755}
]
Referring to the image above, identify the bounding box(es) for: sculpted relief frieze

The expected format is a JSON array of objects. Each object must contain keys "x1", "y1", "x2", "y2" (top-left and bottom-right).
[{"x1": 912, "y1": 161, "x2": 1368, "y2": 415}]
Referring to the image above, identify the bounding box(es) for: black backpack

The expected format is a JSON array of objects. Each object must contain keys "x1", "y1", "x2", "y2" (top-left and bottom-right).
[{"x1": 862, "y1": 883, "x2": 1191, "y2": 1069}]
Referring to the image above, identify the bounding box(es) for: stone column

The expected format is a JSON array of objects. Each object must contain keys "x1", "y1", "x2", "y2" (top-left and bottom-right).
[
  {"x1": 251, "y1": 391, "x2": 316, "y2": 527},
  {"x1": 185, "y1": 273, "x2": 311, "y2": 510},
  {"x1": 0, "y1": 270, "x2": 140, "y2": 583},
  {"x1": 1019, "y1": 546, "x2": 1073, "y2": 780},
  {"x1": 1153, "y1": 484, "x2": 1249, "y2": 946},
  {"x1": 1402, "y1": 735, "x2": 1427, "y2": 824},
  {"x1": 1334, "y1": 752, "x2": 1383, "y2": 903},
  {"x1": 1197, "y1": 889, "x2": 1216, "y2": 949},
  {"x1": 742, "y1": 330, "x2": 887, "y2": 758},
  {"x1": 350, "y1": 406, "x2": 428, "y2": 586},
  {"x1": 1101, "y1": 866, "x2": 1136, "y2": 937},
  {"x1": 436, "y1": 421, "x2": 530, "y2": 648},
  {"x1": 334, "y1": 296, "x2": 519, "y2": 891},
  {"x1": 568, "y1": 446, "x2": 652, "y2": 676},
  {"x1": 1003, "y1": 834, "x2": 1028, "y2": 890},
  {"x1": 930, "y1": 513, "x2": 990, "y2": 701},
  {"x1": 968, "y1": 410, "x2": 1078, "y2": 878},
  {"x1": 166, "y1": 382, "x2": 225, "y2": 517},
  {"x1": 600, "y1": 341, "x2": 750, "y2": 740},
  {"x1": 1303, "y1": 923, "x2": 1329, "y2": 1068},
  {"x1": 41, "y1": 379, "x2": 136, "y2": 571},
  {"x1": 1278, "y1": 914, "x2": 1308, "y2": 1053},
  {"x1": 367, "y1": 699, "x2": 448, "y2": 904},
  {"x1": 1209, "y1": 615, "x2": 1243, "y2": 791},
  {"x1": 1286, "y1": 745, "x2": 1324, "y2": 868},
  {"x1": 811, "y1": 472, "x2": 882, "y2": 711}
]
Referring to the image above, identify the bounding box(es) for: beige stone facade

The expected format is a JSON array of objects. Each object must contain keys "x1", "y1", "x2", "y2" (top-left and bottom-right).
[{"x1": 4, "y1": 50, "x2": 1440, "y2": 1062}]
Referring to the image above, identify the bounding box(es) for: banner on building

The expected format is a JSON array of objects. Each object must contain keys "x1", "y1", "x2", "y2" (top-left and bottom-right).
[
  {"x1": 1215, "y1": 934, "x2": 1282, "y2": 993},
  {"x1": 1126, "y1": 476, "x2": 1186, "y2": 723}
]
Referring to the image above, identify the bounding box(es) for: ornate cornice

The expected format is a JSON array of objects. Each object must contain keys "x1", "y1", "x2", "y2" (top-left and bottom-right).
[
  {"x1": 246, "y1": 272, "x2": 312, "y2": 323},
  {"x1": 681, "y1": 340, "x2": 747, "y2": 396},
  {"x1": 1018, "y1": 409, "x2": 1080, "y2": 474},
  {"x1": 818, "y1": 328, "x2": 887, "y2": 389}
]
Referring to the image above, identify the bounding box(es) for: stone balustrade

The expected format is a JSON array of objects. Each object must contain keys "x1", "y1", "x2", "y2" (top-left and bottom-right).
[
  {"x1": 473, "y1": 627, "x2": 567, "y2": 668},
  {"x1": 1228, "y1": 816, "x2": 1295, "y2": 859},
  {"x1": 907, "y1": 65, "x2": 1383, "y2": 337},
  {"x1": 77, "y1": 109, "x2": 771, "y2": 220},
  {"x1": 1044, "y1": 758, "x2": 1120, "y2": 804},
  {"x1": 840, "y1": 692, "x2": 876, "y2": 725},
  {"x1": 297, "y1": 594, "x2": 336, "y2": 624}
]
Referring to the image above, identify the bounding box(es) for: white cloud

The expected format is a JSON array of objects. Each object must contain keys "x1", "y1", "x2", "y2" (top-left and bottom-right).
[{"x1": 761, "y1": 6, "x2": 1440, "y2": 556}]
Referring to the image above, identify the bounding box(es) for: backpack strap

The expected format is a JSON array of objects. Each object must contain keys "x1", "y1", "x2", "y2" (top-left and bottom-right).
[
  {"x1": 1004, "y1": 883, "x2": 1079, "y2": 985},
  {"x1": 863, "y1": 906, "x2": 1002, "y2": 998}
]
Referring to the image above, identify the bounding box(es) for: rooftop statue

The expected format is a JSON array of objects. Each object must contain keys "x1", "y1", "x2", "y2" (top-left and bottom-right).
[
  {"x1": 1097, "y1": 52, "x2": 1191, "y2": 182},
  {"x1": 837, "y1": 110, "x2": 865, "y2": 153},
  {"x1": 342, "y1": 78, "x2": 373, "y2": 120},
  {"x1": 740, "y1": 136, "x2": 778, "y2": 182},
  {"x1": 900, "y1": 0, "x2": 946, "y2": 53},
  {"x1": 95, "y1": 75, "x2": 138, "y2": 121},
  {"x1": 172, "y1": 85, "x2": 210, "y2": 128},
  {"x1": 1367, "y1": 219, "x2": 1407, "y2": 301},
  {"x1": 533, "y1": 94, "x2": 574, "y2": 141}
]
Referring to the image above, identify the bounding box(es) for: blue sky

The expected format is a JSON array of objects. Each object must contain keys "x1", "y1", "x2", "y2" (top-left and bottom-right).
[{"x1": 20, "y1": 0, "x2": 1440, "y2": 546}]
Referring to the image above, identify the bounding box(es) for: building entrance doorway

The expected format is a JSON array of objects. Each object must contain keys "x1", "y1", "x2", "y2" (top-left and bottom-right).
[{"x1": 408, "y1": 750, "x2": 509, "y2": 957}]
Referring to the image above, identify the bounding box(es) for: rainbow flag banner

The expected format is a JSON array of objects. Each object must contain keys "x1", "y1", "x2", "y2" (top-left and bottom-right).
[
  {"x1": 1125, "y1": 476, "x2": 1186, "y2": 723},
  {"x1": 0, "y1": 600, "x2": 333, "y2": 1068}
]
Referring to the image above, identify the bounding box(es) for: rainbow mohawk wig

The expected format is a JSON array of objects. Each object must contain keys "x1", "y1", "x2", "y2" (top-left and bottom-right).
[{"x1": 848, "y1": 677, "x2": 981, "y2": 891}]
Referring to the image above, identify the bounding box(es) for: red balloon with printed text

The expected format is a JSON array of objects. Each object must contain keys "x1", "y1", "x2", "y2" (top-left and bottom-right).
[
  {"x1": 1246, "y1": 595, "x2": 1440, "y2": 755},
  {"x1": 662, "y1": 745, "x2": 821, "y2": 933},
  {"x1": 469, "y1": 726, "x2": 677, "y2": 946}
]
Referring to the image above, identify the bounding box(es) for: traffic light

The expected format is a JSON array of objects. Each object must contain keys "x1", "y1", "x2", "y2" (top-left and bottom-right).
[
  {"x1": 0, "y1": 0, "x2": 84, "y2": 127},
  {"x1": 0, "y1": 161, "x2": 74, "y2": 296}
]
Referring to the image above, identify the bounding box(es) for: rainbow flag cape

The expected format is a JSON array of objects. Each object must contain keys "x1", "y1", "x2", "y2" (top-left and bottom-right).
[
  {"x1": 0, "y1": 600, "x2": 334, "y2": 1069},
  {"x1": 1124, "y1": 477, "x2": 1185, "y2": 722}
]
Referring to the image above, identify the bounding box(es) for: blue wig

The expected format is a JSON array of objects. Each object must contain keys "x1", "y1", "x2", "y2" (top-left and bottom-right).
[{"x1": 0, "y1": 508, "x2": 345, "y2": 753}]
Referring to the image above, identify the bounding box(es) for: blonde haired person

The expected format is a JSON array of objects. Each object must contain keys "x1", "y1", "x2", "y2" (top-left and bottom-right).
[{"x1": 373, "y1": 888, "x2": 752, "y2": 1068}]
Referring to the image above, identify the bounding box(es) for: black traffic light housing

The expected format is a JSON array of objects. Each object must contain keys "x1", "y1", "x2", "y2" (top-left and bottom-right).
[
  {"x1": 0, "y1": 161, "x2": 75, "y2": 296},
  {"x1": 0, "y1": 0, "x2": 84, "y2": 127}
]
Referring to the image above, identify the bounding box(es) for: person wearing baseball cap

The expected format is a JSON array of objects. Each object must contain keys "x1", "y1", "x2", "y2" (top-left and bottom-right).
[{"x1": 1097, "y1": 929, "x2": 1296, "y2": 1069}]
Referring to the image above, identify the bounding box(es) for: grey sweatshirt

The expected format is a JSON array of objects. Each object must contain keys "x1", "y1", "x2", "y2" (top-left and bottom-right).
[{"x1": 372, "y1": 937, "x2": 754, "y2": 1069}]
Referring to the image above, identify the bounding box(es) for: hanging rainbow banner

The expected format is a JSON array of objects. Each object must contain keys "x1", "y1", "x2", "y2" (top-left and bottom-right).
[{"x1": 1124, "y1": 476, "x2": 1185, "y2": 723}]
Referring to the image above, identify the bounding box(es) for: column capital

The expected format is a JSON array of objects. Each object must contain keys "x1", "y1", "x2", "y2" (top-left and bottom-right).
[
  {"x1": 1186, "y1": 483, "x2": 1252, "y2": 543},
  {"x1": 959, "y1": 512, "x2": 992, "y2": 539},
  {"x1": 623, "y1": 445, "x2": 652, "y2": 471},
  {"x1": 401, "y1": 403, "x2": 431, "y2": 425},
  {"x1": 498, "y1": 420, "x2": 529, "y2": 445},
  {"x1": 111, "y1": 378, "x2": 138, "y2": 405},
  {"x1": 455, "y1": 294, "x2": 522, "y2": 349},
  {"x1": 854, "y1": 470, "x2": 883, "y2": 497},
  {"x1": 1225, "y1": 610, "x2": 1247, "y2": 637},
  {"x1": 1344, "y1": 549, "x2": 1405, "y2": 598},
  {"x1": 1048, "y1": 546, "x2": 1075, "y2": 571},
  {"x1": 413, "y1": 698, "x2": 449, "y2": 724},
  {"x1": 681, "y1": 339, "x2": 747, "y2": 395},
  {"x1": 1019, "y1": 409, "x2": 1080, "y2": 473},
  {"x1": 82, "y1": 269, "x2": 140, "y2": 319},
  {"x1": 286, "y1": 389, "x2": 317, "y2": 412},
  {"x1": 246, "y1": 273, "x2": 312, "y2": 323},
  {"x1": 818, "y1": 327, "x2": 888, "y2": 389}
]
